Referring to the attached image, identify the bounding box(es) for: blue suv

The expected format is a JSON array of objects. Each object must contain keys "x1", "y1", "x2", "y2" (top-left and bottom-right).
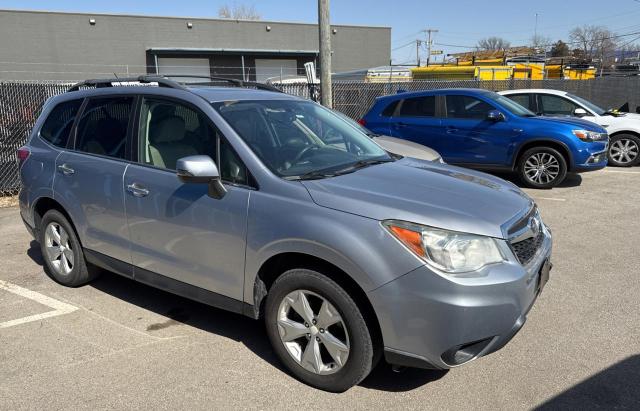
[{"x1": 361, "y1": 89, "x2": 609, "y2": 188}]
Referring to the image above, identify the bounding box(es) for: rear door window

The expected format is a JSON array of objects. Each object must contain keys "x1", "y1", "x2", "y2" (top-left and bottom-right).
[
  {"x1": 398, "y1": 96, "x2": 436, "y2": 117},
  {"x1": 75, "y1": 97, "x2": 134, "y2": 160},
  {"x1": 445, "y1": 95, "x2": 495, "y2": 119},
  {"x1": 39, "y1": 99, "x2": 83, "y2": 148}
]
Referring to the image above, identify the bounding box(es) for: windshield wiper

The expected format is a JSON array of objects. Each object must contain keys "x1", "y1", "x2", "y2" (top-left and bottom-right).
[
  {"x1": 289, "y1": 158, "x2": 394, "y2": 181},
  {"x1": 288, "y1": 170, "x2": 338, "y2": 181},
  {"x1": 333, "y1": 158, "x2": 395, "y2": 175}
]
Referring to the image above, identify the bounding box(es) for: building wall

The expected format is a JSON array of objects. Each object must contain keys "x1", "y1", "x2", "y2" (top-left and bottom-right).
[{"x1": 0, "y1": 9, "x2": 391, "y2": 81}]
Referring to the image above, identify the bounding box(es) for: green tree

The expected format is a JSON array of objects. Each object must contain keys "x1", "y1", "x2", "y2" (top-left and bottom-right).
[{"x1": 550, "y1": 40, "x2": 570, "y2": 57}]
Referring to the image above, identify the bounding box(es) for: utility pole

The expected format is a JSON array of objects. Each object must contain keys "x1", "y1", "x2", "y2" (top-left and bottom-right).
[
  {"x1": 425, "y1": 28, "x2": 438, "y2": 66},
  {"x1": 416, "y1": 40, "x2": 421, "y2": 67},
  {"x1": 318, "y1": 0, "x2": 332, "y2": 108}
]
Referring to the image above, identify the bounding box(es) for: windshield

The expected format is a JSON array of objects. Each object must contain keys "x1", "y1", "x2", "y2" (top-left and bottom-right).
[
  {"x1": 491, "y1": 93, "x2": 536, "y2": 117},
  {"x1": 332, "y1": 110, "x2": 376, "y2": 135},
  {"x1": 213, "y1": 99, "x2": 392, "y2": 179},
  {"x1": 567, "y1": 93, "x2": 606, "y2": 116}
]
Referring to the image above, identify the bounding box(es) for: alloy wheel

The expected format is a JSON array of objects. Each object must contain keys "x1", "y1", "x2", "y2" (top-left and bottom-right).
[
  {"x1": 44, "y1": 222, "x2": 74, "y2": 276},
  {"x1": 610, "y1": 138, "x2": 639, "y2": 165},
  {"x1": 277, "y1": 290, "x2": 350, "y2": 375},
  {"x1": 524, "y1": 152, "x2": 561, "y2": 185}
]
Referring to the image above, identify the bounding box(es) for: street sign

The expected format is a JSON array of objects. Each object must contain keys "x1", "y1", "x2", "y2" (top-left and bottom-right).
[{"x1": 430, "y1": 50, "x2": 443, "y2": 55}]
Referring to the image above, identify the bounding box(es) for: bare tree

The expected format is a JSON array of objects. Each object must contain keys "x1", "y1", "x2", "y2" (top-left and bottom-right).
[
  {"x1": 530, "y1": 34, "x2": 551, "y2": 51},
  {"x1": 477, "y1": 37, "x2": 511, "y2": 51},
  {"x1": 218, "y1": 3, "x2": 261, "y2": 20},
  {"x1": 569, "y1": 25, "x2": 617, "y2": 64}
]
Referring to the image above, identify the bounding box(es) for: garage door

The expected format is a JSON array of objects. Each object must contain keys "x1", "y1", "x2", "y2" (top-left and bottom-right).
[
  {"x1": 156, "y1": 58, "x2": 210, "y2": 82},
  {"x1": 254, "y1": 59, "x2": 298, "y2": 83}
]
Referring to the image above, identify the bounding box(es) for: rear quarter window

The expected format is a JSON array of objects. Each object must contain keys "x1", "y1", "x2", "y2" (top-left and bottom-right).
[
  {"x1": 381, "y1": 100, "x2": 399, "y2": 117},
  {"x1": 39, "y1": 99, "x2": 83, "y2": 148}
]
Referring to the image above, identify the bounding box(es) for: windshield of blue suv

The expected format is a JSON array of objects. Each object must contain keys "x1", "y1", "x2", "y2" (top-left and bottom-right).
[
  {"x1": 489, "y1": 93, "x2": 537, "y2": 117},
  {"x1": 213, "y1": 99, "x2": 393, "y2": 179}
]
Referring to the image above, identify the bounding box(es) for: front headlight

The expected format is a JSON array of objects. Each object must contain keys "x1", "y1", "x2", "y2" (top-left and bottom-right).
[
  {"x1": 572, "y1": 129, "x2": 607, "y2": 142},
  {"x1": 383, "y1": 220, "x2": 505, "y2": 274}
]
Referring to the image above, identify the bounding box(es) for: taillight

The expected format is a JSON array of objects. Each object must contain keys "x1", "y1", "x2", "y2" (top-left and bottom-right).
[
  {"x1": 357, "y1": 118, "x2": 367, "y2": 126},
  {"x1": 17, "y1": 146, "x2": 30, "y2": 167}
]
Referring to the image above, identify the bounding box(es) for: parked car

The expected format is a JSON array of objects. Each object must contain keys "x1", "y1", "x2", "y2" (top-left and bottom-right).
[
  {"x1": 332, "y1": 110, "x2": 444, "y2": 163},
  {"x1": 361, "y1": 88, "x2": 609, "y2": 188},
  {"x1": 19, "y1": 77, "x2": 552, "y2": 392},
  {"x1": 500, "y1": 89, "x2": 640, "y2": 167}
]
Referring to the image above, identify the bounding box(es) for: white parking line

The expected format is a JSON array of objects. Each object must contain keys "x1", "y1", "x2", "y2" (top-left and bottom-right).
[
  {"x1": 534, "y1": 197, "x2": 566, "y2": 202},
  {"x1": 0, "y1": 280, "x2": 78, "y2": 329},
  {"x1": 604, "y1": 169, "x2": 640, "y2": 174}
]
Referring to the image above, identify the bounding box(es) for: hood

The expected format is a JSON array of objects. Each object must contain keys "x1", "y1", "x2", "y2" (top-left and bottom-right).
[
  {"x1": 527, "y1": 115, "x2": 606, "y2": 132},
  {"x1": 301, "y1": 158, "x2": 533, "y2": 239},
  {"x1": 372, "y1": 135, "x2": 441, "y2": 162}
]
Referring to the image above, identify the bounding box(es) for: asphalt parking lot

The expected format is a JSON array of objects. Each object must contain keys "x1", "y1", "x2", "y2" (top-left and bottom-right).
[{"x1": 1, "y1": 168, "x2": 639, "y2": 410}]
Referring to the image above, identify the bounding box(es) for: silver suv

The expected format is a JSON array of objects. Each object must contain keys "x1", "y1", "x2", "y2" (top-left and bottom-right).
[{"x1": 18, "y1": 76, "x2": 552, "y2": 392}]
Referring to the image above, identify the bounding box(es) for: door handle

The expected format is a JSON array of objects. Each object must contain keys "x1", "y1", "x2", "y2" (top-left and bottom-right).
[
  {"x1": 57, "y1": 163, "x2": 75, "y2": 175},
  {"x1": 127, "y1": 183, "x2": 149, "y2": 198},
  {"x1": 446, "y1": 126, "x2": 459, "y2": 134},
  {"x1": 394, "y1": 122, "x2": 408, "y2": 128}
]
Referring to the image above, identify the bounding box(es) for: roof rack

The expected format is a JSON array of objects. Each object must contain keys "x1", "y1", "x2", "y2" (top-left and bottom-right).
[
  {"x1": 67, "y1": 74, "x2": 284, "y2": 94},
  {"x1": 67, "y1": 75, "x2": 187, "y2": 92},
  {"x1": 161, "y1": 74, "x2": 284, "y2": 93}
]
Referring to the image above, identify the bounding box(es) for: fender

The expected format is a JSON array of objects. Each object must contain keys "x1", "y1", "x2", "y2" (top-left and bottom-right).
[{"x1": 511, "y1": 138, "x2": 574, "y2": 170}]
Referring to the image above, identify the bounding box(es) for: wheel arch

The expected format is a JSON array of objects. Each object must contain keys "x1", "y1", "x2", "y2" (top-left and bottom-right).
[
  {"x1": 32, "y1": 196, "x2": 79, "y2": 242},
  {"x1": 609, "y1": 130, "x2": 640, "y2": 138},
  {"x1": 512, "y1": 139, "x2": 573, "y2": 171},
  {"x1": 252, "y1": 252, "x2": 383, "y2": 353}
]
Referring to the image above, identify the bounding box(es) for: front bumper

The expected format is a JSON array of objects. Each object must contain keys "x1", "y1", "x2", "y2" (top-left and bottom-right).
[{"x1": 369, "y1": 226, "x2": 552, "y2": 370}]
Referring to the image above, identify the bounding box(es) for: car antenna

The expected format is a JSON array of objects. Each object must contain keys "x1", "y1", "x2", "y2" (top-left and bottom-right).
[{"x1": 113, "y1": 72, "x2": 123, "y2": 87}]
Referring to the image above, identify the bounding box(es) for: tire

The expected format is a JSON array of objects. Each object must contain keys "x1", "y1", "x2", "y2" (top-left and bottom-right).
[
  {"x1": 518, "y1": 146, "x2": 568, "y2": 189},
  {"x1": 39, "y1": 209, "x2": 98, "y2": 287},
  {"x1": 264, "y1": 269, "x2": 374, "y2": 392},
  {"x1": 607, "y1": 134, "x2": 640, "y2": 167}
]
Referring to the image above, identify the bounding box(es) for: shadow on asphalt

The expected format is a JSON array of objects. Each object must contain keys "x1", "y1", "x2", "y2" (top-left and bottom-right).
[
  {"x1": 534, "y1": 355, "x2": 640, "y2": 410},
  {"x1": 26, "y1": 241, "x2": 445, "y2": 392},
  {"x1": 490, "y1": 171, "x2": 583, "y2": 189}
]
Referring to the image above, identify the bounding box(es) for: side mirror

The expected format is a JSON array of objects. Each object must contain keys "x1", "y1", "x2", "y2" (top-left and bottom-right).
[
  {"x1": 487, "y1": 110, "x2": 505, "y2": 122},
  {"x1": 574, "y1": 108, "x2": 588, "y2": 117},
  {"x1": 176, "y1": 155, "x2": 227, "y2": 199}
]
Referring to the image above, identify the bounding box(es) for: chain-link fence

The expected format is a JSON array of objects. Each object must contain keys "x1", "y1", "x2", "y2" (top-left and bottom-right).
[
  {"x1": 3, "y1": 77, "x2": 640, "y2": 195},
  {"x1": 313, "y1": 77, "x2": 640, "y2": 120},
  {"x1": 0, "y1": 81, "x2": 70, "y2": 195}
]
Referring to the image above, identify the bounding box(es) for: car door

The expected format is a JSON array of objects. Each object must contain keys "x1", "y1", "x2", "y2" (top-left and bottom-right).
[
  {"x1": 387, "y1": 95, "x2": 446, "y2": 154},
  {"x1": 53, "y1": 96, "x2": 135, "y2": 266},
  {"x1": 442, "y1": 94, "x2": 517, "y2": 165},
  {"x1": 123, "y1": 96, "x2": 250, "y2": 301}
]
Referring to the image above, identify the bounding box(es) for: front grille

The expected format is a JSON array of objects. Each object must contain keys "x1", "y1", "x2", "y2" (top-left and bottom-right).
[{"x1": 511, "y1": 230, "x2": 544, "y2": 265}]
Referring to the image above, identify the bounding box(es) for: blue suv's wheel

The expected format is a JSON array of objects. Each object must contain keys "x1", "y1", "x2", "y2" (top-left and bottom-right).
[{"x1": 518, "y1": 147, "x2": 568, "y2": 189}]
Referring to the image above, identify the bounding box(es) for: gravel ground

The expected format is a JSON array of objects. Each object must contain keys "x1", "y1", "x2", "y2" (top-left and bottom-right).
[{"x1": 0, "y1": 168, "x2": 639, "y2": 410}]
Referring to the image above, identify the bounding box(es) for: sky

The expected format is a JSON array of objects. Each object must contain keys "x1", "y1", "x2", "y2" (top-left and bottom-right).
[{"x1": 3, "y1": 0, "x2": 640, "y2": 65}]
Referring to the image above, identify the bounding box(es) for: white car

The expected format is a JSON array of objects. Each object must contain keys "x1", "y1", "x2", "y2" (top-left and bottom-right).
[{"x1": 500, "y1": 89, "x2": 640, "y2": 167}]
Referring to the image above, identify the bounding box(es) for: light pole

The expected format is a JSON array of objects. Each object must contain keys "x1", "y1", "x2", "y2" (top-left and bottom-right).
[{"x1": 318, "y1": 0, "x2": 332, "y2": 108}]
